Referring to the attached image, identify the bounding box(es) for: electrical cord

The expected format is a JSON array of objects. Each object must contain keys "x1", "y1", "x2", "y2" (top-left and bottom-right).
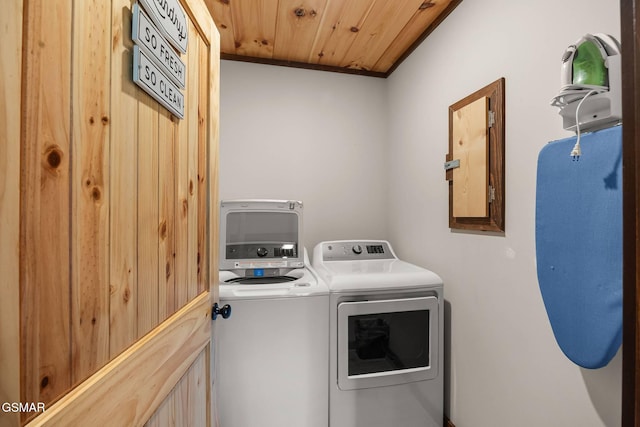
[{"x1": 571, "y1": 89, "x2": 599, "y2": 160}]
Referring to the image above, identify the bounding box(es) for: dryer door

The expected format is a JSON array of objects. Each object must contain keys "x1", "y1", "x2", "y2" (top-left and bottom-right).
[{"x1": 337, "y1": 296, "x2": 439, "y2": 390}]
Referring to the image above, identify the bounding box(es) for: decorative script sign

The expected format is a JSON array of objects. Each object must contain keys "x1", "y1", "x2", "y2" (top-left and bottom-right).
[
  {"x1": 138, "y1": 0, "x2": 188, "y2": 54},
  {"x1": 132, "y1": 3, "x2": 186, "y2": 88},
  {"x1": 133, "y1": 46, "x2": 185, "y2": 119}
]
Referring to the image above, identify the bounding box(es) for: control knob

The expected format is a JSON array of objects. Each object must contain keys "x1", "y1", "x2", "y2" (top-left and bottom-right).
[
  {"x1": 352, "y1": 244, "x2": 363, "y2": 255},
  {"x1": 257, "y1": 247, "x2": 268, "y2": 257}
]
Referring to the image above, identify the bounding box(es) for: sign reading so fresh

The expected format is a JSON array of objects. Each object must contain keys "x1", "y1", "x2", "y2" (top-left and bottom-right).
[{"x1": 132, "y1": 1, "x2": 187, "y2": 119}]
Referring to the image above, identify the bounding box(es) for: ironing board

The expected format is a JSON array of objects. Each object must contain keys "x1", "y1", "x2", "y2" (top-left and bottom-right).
[{"x1": 535, "y1": 125, "x2": 622, "y2": 369}]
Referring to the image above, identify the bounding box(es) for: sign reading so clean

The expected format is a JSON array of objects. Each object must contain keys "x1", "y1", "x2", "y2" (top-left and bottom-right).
[
  {"x1": 132, "y1": 1, "x2": 187, "y2": 119},
  {"x1": 133, "y1": 46, "x2": 185, "y2": 119}
]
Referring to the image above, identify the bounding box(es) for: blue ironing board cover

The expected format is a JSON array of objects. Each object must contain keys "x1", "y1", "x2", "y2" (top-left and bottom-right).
[{"x1": 535, "y1": 125, "x2": 622, "y2": 369}]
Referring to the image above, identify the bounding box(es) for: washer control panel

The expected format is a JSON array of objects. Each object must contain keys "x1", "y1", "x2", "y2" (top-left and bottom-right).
[{"x1": 320, "y1": 241, "x2": 394, "y2": 261}]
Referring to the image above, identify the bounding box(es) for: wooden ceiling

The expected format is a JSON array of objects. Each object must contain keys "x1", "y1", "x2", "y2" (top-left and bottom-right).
[{"x1": 204, "y1": 0, "x2": 461, "y2": 78}]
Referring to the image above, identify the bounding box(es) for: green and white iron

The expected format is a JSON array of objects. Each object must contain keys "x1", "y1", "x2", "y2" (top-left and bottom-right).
[{"x1": 551, "y1": 33, "x2": 622, "y2": 133}]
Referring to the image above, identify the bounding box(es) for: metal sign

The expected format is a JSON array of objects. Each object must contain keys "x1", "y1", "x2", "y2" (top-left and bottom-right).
[
  {"x1": 138, "y1": 0, "x2": 188, "y2": 54},
  {"x1": 132, "y1": 3, "x2": 186, "y2": 88},
  {"x1": 133, "y1": 46, "x2": 184, "y2": 119}
]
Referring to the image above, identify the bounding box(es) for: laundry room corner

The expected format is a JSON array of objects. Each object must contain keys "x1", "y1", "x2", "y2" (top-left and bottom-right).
[
  {"x1": 218, "y1": 61, "x2": 391, "y2": 251},
  {"x1": 386, "y1": 0, "x2": 622, "y2": 426},
  {"x1": 217, "y1": 1, "x2": 624, "y2": 425}
]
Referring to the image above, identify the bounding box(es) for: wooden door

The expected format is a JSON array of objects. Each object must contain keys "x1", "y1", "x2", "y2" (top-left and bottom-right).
[
  {"x1": 621, "y1": 0, "x2": 640, "y2": 424},
  {"x1": 0, "y1": 0, "x2": 220, "y2": 425}
]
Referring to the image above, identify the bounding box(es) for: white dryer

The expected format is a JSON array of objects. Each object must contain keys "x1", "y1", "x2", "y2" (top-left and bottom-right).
[
  {"x1": 214, "y1": 200, "x2": 329, "y2": 427},
  {"x1": 313, "y1": 240, "x2": 444, "y2": 427}
]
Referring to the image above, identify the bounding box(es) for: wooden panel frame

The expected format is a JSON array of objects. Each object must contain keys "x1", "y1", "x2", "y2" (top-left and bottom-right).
[
  {"x1": 24, "y1": 294, "x2": 211, "y2": 427},
  {"x1": 207, "y1": 2, "x2": 221, "y2": 302},
  {"x1": 621, "y1": 0, "x2": 640, "y2": 424},
  {"x1": 186, "y1": 22, "x2": 201, "y2": 302},
  {"x1": 446, "y1": 78, "x2": 505, "y2": 232},
  {"x1": 144, "y1": 348, "x2": 208, "y2": 426},
  {"x1": 0, "y1": 1, "x2": 23, "y2": 426}
]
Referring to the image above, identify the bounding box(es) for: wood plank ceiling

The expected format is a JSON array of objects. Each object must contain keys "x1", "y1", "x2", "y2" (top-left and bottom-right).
[{"x1": 204, "y1": 0, "x2": 461, "y2": 78}]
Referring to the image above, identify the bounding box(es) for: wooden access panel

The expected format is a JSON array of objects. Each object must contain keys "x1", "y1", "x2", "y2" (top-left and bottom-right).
[
  {"x1": 451, "y1": 96, "x2": 489, "y2": 218},
  {"x1": 0, "y1": 0, "x2": 220, "y2": 425},
  {"x1": 446, "y1": 78, "x2": 505, "y2": 232}
]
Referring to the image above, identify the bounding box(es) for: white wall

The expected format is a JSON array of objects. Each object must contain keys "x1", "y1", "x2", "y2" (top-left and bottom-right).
[
  {"x1": 219, "y1": 62, "x2": 389, "y2": 251},
  {"x1": 386, "y1": 0, "x2": 622, "y2": 426}
]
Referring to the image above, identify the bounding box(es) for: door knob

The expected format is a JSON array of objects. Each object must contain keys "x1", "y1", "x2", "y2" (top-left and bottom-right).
[{"x1": 212, "y1": 302, "x2": 232, "y2": 320}]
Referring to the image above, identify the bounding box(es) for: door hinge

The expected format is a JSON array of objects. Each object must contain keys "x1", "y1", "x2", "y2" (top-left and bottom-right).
[
  {"x1": 488, "y1": 110, "x2": 495, "y2": 128},
  {"x1": 489, "y1": 185, "x2": 496, "y2": 203}
]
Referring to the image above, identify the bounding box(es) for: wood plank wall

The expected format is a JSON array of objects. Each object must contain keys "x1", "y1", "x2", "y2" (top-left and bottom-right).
[
  {"x1": 21, "y1": 1, "x2": 73, "y2": 411},
  {"x1": 18, "y1": 0, "x2": 213, "y2": 421},
  {"x1": 0, "y1": 1, "x2": 23, "y2": 426},
  {"x1": 72, "y1": 0, "x2": 111, "y2": 381}
]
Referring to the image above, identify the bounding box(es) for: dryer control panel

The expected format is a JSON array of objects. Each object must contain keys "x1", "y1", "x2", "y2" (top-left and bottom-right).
[{"x1": 320, "y1": 240, "x2": 395, "y2": 261}]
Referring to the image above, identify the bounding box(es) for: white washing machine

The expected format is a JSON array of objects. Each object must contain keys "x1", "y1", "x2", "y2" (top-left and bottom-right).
[
  {"x1": 313, "y1": 240, "x2": 444, "y2": 427},
  {"x1": 213, "y1": 200, "x2": 329, "y2": 427}
]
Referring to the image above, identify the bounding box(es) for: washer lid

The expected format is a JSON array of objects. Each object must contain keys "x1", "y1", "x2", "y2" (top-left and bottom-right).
[
  {"x1": 219, "y1": 199, "x2": 305, "y2": 271},
  {"x1": 314, "y1": 259, "x2": 442, "y2": 292}
]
